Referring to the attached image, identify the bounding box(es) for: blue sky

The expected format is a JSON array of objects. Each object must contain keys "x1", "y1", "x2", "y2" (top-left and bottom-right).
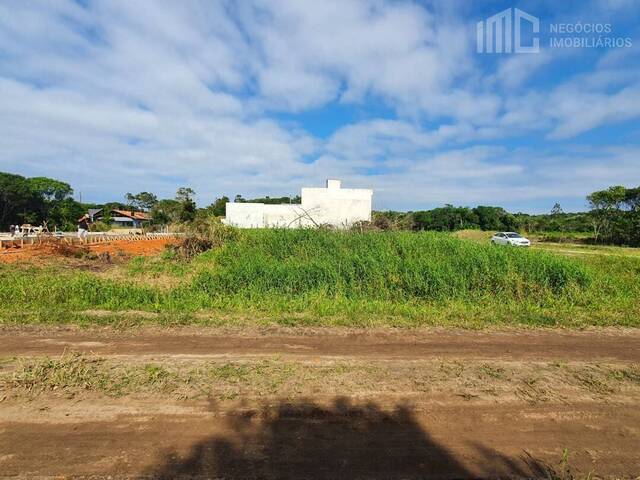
[{"x1": 1, "y1": 0, "x2": 639, "y2": 213}]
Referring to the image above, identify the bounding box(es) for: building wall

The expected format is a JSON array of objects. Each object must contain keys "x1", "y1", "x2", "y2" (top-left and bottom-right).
[
  {"x1": 224, "y1": 203, "x2": 266, "y2": 228},
  {"x1": 263, "y1": 204, "x2": 309, "y2": 228},
  {"x1": 300, "y1": 180, "x2": 372, "y2": 227},
  {"x1": 223, "y1": 180, "x2": 372, "y2": 229}
]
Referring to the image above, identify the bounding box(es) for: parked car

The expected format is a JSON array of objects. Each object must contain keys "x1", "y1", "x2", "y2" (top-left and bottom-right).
[{"x1": 491, "y1": 232, "x2": 531, "y2": 247}]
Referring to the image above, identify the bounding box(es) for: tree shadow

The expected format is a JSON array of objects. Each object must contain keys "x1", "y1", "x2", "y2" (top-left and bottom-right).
[{"x1": 147, "y1": 397, "x2": 549, "y2": 479}]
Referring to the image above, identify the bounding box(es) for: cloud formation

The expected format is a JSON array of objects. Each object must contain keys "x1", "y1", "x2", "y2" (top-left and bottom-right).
[{"x1": 0, "y1": 0, "x2": 639, "y2": 212}]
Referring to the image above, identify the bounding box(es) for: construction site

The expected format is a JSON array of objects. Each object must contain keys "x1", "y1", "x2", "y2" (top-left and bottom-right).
[{"x1": 0, "y1": 231, "x2": 180, "y2": 263}]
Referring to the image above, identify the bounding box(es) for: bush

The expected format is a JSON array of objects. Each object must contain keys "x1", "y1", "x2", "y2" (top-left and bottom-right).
[
  {"x1": 173, "y1": 216, "x2": 240, "y2": 259},
  {"x1": 90, "y1": 221, "x2": 111, "y2": 232}
]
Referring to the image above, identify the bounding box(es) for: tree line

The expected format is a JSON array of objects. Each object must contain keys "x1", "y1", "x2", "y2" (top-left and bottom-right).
[
  {"x1": 372, "y1": 205, "x2": 591, "y2": 234},
  {"x1": 1, "y1": 171, "x2": 638, "y2": 246},
  {"x1": 0, "y1": 172, "x2": 85, "y2": 231},
  {"x1": 371, "y1": 186, "x2": 639, "y2": 246},
  {"x1": 0, "y1": 171, "x2": 299, "y2": 231}
]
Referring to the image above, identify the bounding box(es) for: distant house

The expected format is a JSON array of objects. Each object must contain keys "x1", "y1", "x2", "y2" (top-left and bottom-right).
[{"x1": 87, "y1": 208, "x2": 151, "y2": 229}]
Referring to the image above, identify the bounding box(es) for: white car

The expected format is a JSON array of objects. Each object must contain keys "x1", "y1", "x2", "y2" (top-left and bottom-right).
[{"x1": 491, "y1": 232, "x2": 531, "y2": 247}]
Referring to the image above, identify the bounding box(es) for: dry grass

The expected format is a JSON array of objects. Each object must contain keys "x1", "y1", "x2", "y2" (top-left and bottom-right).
[
  {"x1": 453, "y1": 229, "x2": 494, "y2": 243},
  {"x1": 2, "y1": 354, "x2": 638, "y2": 404}
]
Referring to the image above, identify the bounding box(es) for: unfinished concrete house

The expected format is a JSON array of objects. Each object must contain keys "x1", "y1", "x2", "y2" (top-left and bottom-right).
[{"x1": 223, "y1": 179, "x2": 372, "y2": 229}]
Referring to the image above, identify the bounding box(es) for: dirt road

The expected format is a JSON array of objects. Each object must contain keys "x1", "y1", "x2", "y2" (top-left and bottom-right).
[
  {"x1": 1, "y1": 327, "x2": 639, "y2": 478},
  {"x1": 2, "y1": 326, "x2": 639, "y2": 361}
]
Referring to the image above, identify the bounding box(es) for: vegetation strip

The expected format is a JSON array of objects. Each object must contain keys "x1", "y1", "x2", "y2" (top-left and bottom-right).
[
  {"x1": 1, "y1": 227, "x2": 638, "y2": 327},
  {"x1": 2, "y1": 353, "x2": 638, "y2": 402}
]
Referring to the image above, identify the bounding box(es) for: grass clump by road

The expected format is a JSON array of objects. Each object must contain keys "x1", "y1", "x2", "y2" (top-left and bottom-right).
[{"x1": 0, "y1": 229, "x2": 637, "y2": 328}]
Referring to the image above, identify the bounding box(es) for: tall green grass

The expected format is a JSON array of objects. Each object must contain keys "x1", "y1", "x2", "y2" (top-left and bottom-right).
[
  {"x1": 193, "y1": 230, "x2": 591, "y2": 300},
  {"x1": 0, "y1": 229, "x2": 637, "y2": 327}
]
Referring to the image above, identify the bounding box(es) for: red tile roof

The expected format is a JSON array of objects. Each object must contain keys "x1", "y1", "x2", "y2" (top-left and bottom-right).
[{"x1": 112, "y1": 209, "x2": 151, "y2": 220}]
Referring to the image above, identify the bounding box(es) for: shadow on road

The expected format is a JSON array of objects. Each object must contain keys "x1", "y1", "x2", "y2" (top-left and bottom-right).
[{"x1": 147, "y1": 397, "x2": 551, "y2": 479}]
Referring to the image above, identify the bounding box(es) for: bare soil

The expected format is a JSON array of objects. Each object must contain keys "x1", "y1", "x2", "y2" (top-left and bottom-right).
[
  {"x1": 0, "y1": 237, "x2": 177, "y2": 263},
  {"x1": 1, "y1": 327, "x2": 639, "y2": 479},
  {"x1": 1, "y1": 326, "x2": 638, "y2": 361}
]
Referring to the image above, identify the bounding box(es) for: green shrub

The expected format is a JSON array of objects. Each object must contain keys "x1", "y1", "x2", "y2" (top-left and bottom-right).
[{"x1": 89, "y1": 220, "x2": 112, "y2": 232}]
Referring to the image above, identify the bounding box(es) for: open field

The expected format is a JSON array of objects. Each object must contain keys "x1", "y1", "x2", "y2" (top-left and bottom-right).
[
  {"x1": 0, "y1": 229, "x2": 638, "y2": 328},
  {"x1": 455, "y1": 229, "x2": 640, "y2": 255}
]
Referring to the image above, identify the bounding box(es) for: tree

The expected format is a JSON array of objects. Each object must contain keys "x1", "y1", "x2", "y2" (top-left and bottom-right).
[
  {"x1": 206, "y1": 196, "x2": 230, "y2": 217},
  {"x1": 0, "y1": 172, "x2": 39, "y2": 229},
  {"x1": 175, "y1": 187, "x2": 196, "y2": 222},
  {"x1": 125, "y1": 191, "x2": 158, "y2": 211},
  {"x1": 0, "y1": 172, "x2": 85, "y2": 230},
  {"x1": 472, "y1": 206, "x2": 507, "y2": 231},
  {"x1": 584, "y1": 185, "x2": 640, "y2": 245},
  {"x1": 242, "y1": 195, "x2": 301, "y2": 205},
  {"x1": 587, "y1": 186, "x2": 626, "y2": 242},
  {"x1": 624, "y1": 187, "x2": 640, "y2": 212},
  {"x1": 27, "y1": 176, "x2": 75, "y2": 225},
  {"x1": 551, "y1": 203, "x2": 564, "y2": 216},
  {"x1": 27, "y1": 177, "x2": 73, "y2": 202},
  {"x1": 151, "y1": 199, "x2": 182, "y2": 225},
  {"x1": 176, "y1": 187, "x2": 196, "y2": 203},
  {"x1": 625, "y1": 187, "x2": 640, "y2": 247},
  {"x1": 50, "y1": 198, "x2": 90, "y2": 231}
]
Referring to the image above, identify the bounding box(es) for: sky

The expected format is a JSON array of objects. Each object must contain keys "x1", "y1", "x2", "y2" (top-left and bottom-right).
[{"x1": 1, "y1": 0, "x2": 639, "y2": 213}]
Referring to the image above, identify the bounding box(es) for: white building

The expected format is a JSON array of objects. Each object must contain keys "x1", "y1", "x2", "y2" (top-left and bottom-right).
[{"x1": 223, "y1": 179, "x2": 372, "y2": 229}]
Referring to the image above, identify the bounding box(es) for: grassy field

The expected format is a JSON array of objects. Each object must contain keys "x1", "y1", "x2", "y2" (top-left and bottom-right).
[
  {"x1": 455, "y1": 229, "x2": 640, "y2": 257},
  {"x1": 0, "y1": 229, "x2": 638, "y2": 328}
]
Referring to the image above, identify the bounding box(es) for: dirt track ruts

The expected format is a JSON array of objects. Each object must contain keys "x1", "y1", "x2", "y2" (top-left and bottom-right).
[{"x1": 1, "y1": 327, "x2": 638, "y2": 361}]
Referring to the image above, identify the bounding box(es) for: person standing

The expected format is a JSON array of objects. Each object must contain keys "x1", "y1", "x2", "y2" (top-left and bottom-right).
[{"x1": 77, "y1": 215, "x2": 90, "y2": 241}]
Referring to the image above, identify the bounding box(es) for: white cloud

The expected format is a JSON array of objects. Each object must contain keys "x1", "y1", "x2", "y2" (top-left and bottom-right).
[
  {"x1": 491, "y1": 49, "x2": 557, "y2": 89},
  {"x1": 547, "y1": 83, "x2": 640, "y2": 139},
  {"x1": 0, "y1": 0, "x2": 639, "y2": 211},
  {"x1": 326, "y1": 120, "x2": 463, "y2": 159}
]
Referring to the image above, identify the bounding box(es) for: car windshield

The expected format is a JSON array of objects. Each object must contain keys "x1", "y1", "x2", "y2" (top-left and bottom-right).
[{"x1": 506, "y1": 233, "x2": 522, "y2": 238}]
